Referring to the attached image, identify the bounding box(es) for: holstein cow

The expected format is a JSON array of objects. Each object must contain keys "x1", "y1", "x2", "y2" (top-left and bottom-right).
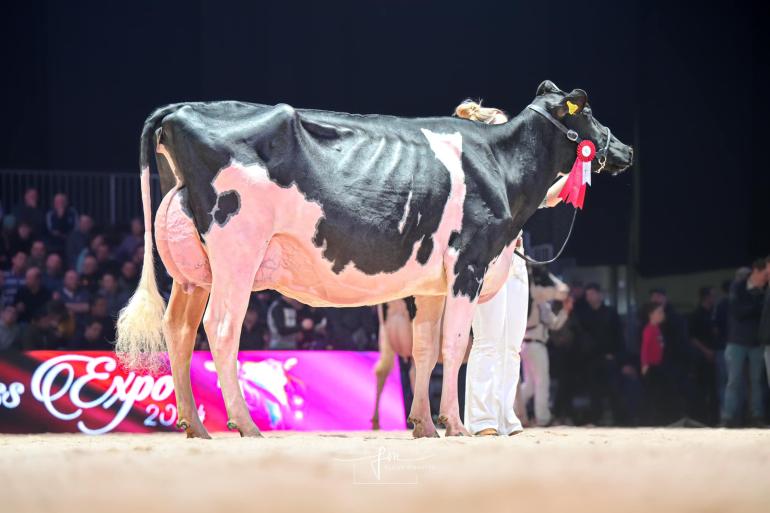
[{"x1": 116, "y1": 80, "x2": 632, "y2": 439}]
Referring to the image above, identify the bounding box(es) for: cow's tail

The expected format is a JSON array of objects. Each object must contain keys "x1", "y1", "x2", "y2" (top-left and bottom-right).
[{"x1": 116, "y1": 108, "x2": 178, "y2": 373}]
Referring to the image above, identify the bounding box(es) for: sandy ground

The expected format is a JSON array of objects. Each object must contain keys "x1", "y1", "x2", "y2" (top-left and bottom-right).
[{"x1": 1, "y1": 428, "x2": 769, "y2": 513}]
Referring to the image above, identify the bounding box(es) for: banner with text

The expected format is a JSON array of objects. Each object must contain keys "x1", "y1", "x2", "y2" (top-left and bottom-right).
[{"x1": 0, "y1": 351, "x2": 405, "y2": 434}]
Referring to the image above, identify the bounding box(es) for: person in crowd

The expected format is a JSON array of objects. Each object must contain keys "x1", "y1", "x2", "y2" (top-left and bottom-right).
[
  {"x1": 0, "y1": 305, "x2": 20, "y2": 350},
  {"x1": 296, "y1": 307, "x2": 328, "y2": 350},
  {"x1": 7, "y1": 222, "x2": 33, "y2": 256},
  {"x1": 240, "y1": 308, "x2": 268, "y2": 350},
  {"x1": 82, "y1": 296, "x2": 115, "y2": 345},
  {"x1": 17, "y1": 308, "x2": 55, "y2": 350},
  {"x1": 79, "y1": 255, "x2": 101, "y2": 295},
  {"x1": 118, "y1": 261, "x2": 139, "y2": 293},
  {"x1": 28, "y1": 240, "x2": 47, "y2": 269},
  {"x1": 56, "y1": 269, "x2": 91, "y2": 328},
  {"x1": 94, "y1": 242, "x2": 120, "y2": 277},
  {"x1": 47, "y1": 299, "x2": 75, "y2": 347},
  {"x1": 13, "y1": 267, "x2": 51, "y2": 323},
  {"x1": 45, "y1": 193, "x2": 78, "y2": 253},
  {"x1": 640, "y1": 302, "x2": 668, "y2": 425},
  {"x1": 42, "y1": 253, "x2": 64, "y2": 292},
  {"x1": 688, "y1": 286, "x2": 721, "y2": 425},
  {"x1": 81, "y1": 319, "x2": 111, "y2": 350},
  {"x1": 115, "y1": 218, "x2": 143, "y2": 262},
  {"x1": 515, "y1": 268, "x2": 571, "y2": 427},
  {"x1": 325, "y1": 306, "x2": 378, "y2": 351},
  {"x1": 649, "y1": 288, "x2": 691, "y2": 420},
  {"x1": 572, "y1": 283, "x2": 628, "y2": 424},
  {"x1": 761, "y1": 257, "x2": 770, "y2": 385},
  {"x1": 0, "y1": 217, "x2": 14, "y2": 270},
  {"x1": 722, "y1": 259, "x2": 768, "y2": 427},
  {"x1": 98, "y1": 272, "x2": 129, "y2": 319},
  {"x1": 66, "y1": 214, "x2": 94, "y2": 268},
  {"x1": 12, "y1": 188, "x2": 44, "y2": 236},
  {"x1": 267, "y1": 295, "x2": 303, "y2": 349},
  {"x1": 713, "y1": 279, "x2": 732, "y2": 412},
  {"x1": 2, "y1": 251, "x2": 27, "y2": 307}
]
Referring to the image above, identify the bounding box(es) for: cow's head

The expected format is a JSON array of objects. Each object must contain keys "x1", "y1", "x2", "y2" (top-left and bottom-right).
[{"x1": 533, "y1": 80, "x2": 633, "y2": 174}]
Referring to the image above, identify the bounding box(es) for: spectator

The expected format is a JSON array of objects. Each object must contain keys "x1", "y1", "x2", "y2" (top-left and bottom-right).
[
  {"x1": 98, "y1": 272, "x2": 129, "y2": 319},
  {"x1": 12, "y1": 188, "x2": 44, "y2": 236},
  {"x1": 115, "y1": 218, "x2": 143, "y2": 262},
  {"x1": 119, "y1": 261, "x2": 139, "y2": 293},
  {"x1": 574, "y1": 283, "x2": 627, "y2": 425},
  {"x1": 722, "y1": 259, "x2": 768, "y2": 427},
  {"x1": 297, "y1": 307, "x2": 328, "y2": 350},
  {"x1": 640, "y1": 302, "x2": 668, "y2": 425},
  {"x1": 325, "y1": 306, "x2": 378, "y2": 350},
  {"x1": 2, "y1": 252, "x2": 27, "y2": 306},
  {"x1": 267, "y1": 296, "x2": 302, "y2": 349},
  {"x1": 80, "y1": 255, "x2": 101, "y2": 294},
  {"x1": 761, "y1": 257, "x2": 770, "y2": 386},
  {"x1": 649, "y1": 288, "x2": 691, "y2": 419},
  {"x1": 7, "y1": 222, "x2": 33, "y2": 256},
  {"x1": 17, "y1": 309, "x2": 55, "y2": 350},
  {"x1": 83, "y1": 296, "x2": 115, "y2": 344},
  {"x1": 688, "y1": 286, "x2": 721, "y2": 425},
  {"x1": 81, "y1": 319, "x2": 111, "y2": 350},
  {"x1": 94, "y1": 243, "x2": 120, "y2": 277},
  {"x1": 0, "y1": 305, "x2": 20, "y2": 350},
  {"x1": 45, "y1": 193, "x2": 78, "y2": 253},
  {"x1": 56, "y1": 270, "x2": 91, "y2": 328},
  {"x1": 28, "y1": 240, "x2": 47, "y2": 269},
  {"x1": 47, "y1": 299, "x2": 75, "y2": 347},
  {"x1": 66, "y1": 214, "x2": 94, "y2": 268},
  {"x1": 240, "y1": 308, "x2": 268, "y2": 350},
  {"x1": 13, "y1": 267, "x2": 51, "y2": 323},
  {"x1": 42, "y1": 253, "x2": 64, "y2": 292}
]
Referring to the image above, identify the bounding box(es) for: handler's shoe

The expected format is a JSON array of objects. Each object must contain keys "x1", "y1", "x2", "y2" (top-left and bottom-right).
[{"x1": 475, "y1": 428, "x2": 499, "y2": 436}]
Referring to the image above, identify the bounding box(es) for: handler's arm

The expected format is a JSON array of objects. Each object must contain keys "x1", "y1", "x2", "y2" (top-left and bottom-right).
[{"x1": 543, "y1": 174, "x2": 569, "y2": 208}]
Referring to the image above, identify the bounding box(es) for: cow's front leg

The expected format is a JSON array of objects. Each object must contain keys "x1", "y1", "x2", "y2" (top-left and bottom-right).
[
  {"x1": 408, "y1": 295, "x2": 444, "y2": 438},
  {"x1": 164, "y1": 281, "x2": 210, "y2": 439},
  {"x1": 438, "y1": 293, "x2": 475, "y2": 436},
  {"x1": 204, "y1": 274, "x2": 262, "y2": 438}
]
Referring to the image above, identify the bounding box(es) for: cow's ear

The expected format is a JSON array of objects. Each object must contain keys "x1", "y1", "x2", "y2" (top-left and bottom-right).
[
  {"x1": 536, "y1": 80, "x2": 561, "y2": 96},
  {"x1": 553, "y1": 89, "x2": 588, "y2": 118}
]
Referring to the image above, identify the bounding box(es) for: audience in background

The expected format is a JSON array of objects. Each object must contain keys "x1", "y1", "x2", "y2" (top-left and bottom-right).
[
  {"x1": 45, "y1": 193, "x2": 78, "y2": 253},
  {"x1": 688, "y1": 287, "x2": 721, "y2": 425},
  {"x1": 722, "y1": 259, "x2": 768, "y2": 427},
  {"x1": 641, "y1": 302, "x2": 668, "y2": 425}
]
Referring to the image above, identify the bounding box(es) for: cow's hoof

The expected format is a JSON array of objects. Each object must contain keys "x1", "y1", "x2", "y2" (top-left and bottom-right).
[
  {"x1": 408, "y1": 416, "x2": 440, "y2": 438},
  {"x1": 438, "y1": 415, "x2": 471, "y2": 437},
  {"x1": 177, "y1": 418, "x2": 211, "y2": 439},
  {"x1": 227, "y1": 419, "x2": 263, "y2": 438},
  {"x1": 371, "y1": 417, "x2": 381, "y2": 431}
]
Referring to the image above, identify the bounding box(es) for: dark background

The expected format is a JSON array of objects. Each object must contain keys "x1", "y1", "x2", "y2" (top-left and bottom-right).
[{"x1": 1, "y1": 0, "x2": 767, "y2": 276}]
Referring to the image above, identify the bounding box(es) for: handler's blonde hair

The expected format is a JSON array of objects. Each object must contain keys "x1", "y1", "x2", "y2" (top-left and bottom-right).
[{"x1": 454, "y1": 100, "x2": 508, "y2": 124}]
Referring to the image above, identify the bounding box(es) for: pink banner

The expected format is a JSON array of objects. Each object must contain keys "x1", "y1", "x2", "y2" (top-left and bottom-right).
[{"x1": 0, "y1": 351, "x2": 405, "y2": 434}]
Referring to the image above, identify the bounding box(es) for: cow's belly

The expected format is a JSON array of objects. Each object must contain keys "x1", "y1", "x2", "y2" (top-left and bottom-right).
[{"x1": 255, "y1": 235, "x2": 448, "y2": 307}]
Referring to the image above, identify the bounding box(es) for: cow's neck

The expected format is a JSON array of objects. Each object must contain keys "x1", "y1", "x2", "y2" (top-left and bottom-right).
[{"x1": 495, "y1": 108, "x2": 576, "y2": 228}]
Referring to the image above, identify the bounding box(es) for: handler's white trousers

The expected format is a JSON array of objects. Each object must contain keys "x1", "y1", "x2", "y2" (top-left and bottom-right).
[
  {"x1": 464, "y1": 257, "x2": 528, "y2": 435},
  {"x1": 517, "y1": 341, "x2": 552, "y2": 426}
]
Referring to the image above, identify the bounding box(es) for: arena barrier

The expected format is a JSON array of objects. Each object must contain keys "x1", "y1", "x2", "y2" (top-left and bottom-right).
[{"x1": 0, "y1": 351, "x2": 405, "y2": 434}]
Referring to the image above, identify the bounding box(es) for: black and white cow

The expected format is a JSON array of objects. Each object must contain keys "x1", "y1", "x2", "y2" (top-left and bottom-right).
[{"x1": 116, "y1": 80, "x2": 632, "y2": 439}]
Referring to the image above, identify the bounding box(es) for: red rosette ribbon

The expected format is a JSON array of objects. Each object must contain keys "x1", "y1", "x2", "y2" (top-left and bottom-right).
[{"x1": 558, "y1": 140, "x2": 596, "y2": 209}]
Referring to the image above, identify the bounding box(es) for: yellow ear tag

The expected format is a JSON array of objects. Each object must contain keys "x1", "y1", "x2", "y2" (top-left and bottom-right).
[{"x1": 566, "y1": 101, "x2": 579, "y2": 115}]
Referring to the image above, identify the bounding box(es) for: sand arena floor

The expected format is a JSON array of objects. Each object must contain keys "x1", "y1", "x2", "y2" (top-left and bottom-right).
[{"x1": 1, "y1": 428, "x2": 769, "y2": 513}]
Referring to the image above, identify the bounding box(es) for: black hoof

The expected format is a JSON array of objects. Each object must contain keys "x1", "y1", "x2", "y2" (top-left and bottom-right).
[{"x1": 177, "y1": 419, "x2": 190, "y2": 431}]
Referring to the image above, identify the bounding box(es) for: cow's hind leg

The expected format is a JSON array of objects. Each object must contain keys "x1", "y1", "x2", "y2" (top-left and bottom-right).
[
  {"x1": 408, "y1": 295, "x2": 444, "y2": 438},
  {"x1": 204, "y1": 260, "x2": 263, "y2": 437},
  {"x1": 437, "y1": 292, "x2": 475, "y2": 436},
  {"x1": 164, "y1": 281, "x2": 210, "y2": 439},
  {"x1": 372, "y1": 317, "x2": 395, "y2": 430}
]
